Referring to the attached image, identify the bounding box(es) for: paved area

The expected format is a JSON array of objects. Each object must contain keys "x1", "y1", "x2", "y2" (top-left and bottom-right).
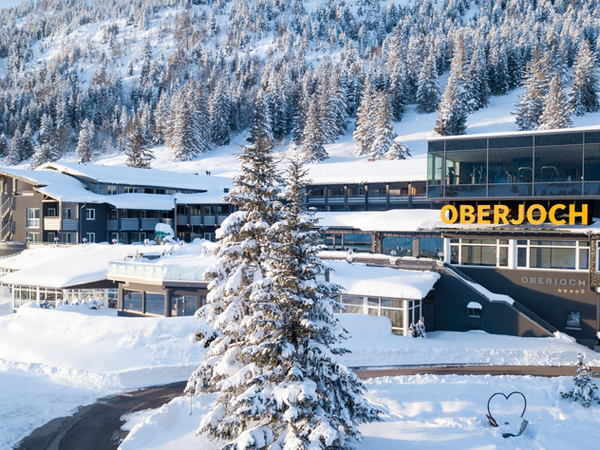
[{"x1": 14, "y1": 365, "x2": 590, "y2": 450}]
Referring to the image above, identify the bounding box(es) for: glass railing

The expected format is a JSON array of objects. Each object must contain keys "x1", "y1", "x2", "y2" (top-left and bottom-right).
[{"x1": 107, "y1": 261, "x2": 209, "y2": 282}]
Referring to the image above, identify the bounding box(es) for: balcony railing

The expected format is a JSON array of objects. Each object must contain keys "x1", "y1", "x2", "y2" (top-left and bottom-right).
[
  {"x1": 62, "y1": 219, "x2": 78, "y2": 231},
  {"x1": 107, "y1": 261, "x2": 210, "y2": 283},
  {"x1": 141, "y1": 218, "x2": 159, "y2": 230},
  {"x1": 44, "y1": 217, "x2": 61, "y2": 231},
  {"x1": 121, "y1": 218, "x2": 139, "y2": 231}
]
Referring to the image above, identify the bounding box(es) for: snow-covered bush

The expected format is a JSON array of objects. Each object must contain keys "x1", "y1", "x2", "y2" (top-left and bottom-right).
[
  {"x1": 408, "y1": 317, "x2": 426, "y2": 338},
  {"x1": 561, "y1": 353, "x2": 600, "y2": 408}
]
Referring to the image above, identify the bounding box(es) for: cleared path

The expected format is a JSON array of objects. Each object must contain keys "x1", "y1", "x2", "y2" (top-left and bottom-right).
[{"x1": 14, "y1": 365, "x2": 588, "y2": 450}]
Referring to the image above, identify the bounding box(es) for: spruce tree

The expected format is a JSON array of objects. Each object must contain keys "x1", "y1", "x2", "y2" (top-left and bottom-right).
[
  {"x1": 125, "y1": 117, "x2": 154, "y2": 168},
  {"x1": 76, "y1": 119, "x2": 95, "y2": 164},
  {"x1": 301, "y1": 93, "x2": 328, "y2": 162},
  {"x1": 370, "y1": 92, "x2": 411, "y2": 160},
  {"x1": 435, "y1": 73, "x2": 468, "y2": 136},
  {"x1": 416, "y1": 54, "x2": 442, "y2": 114},
  {"x1": 539, "y1": 72, "x2": 573, "y2": 130},
  {"x1": 248, "y1": 91, "x2": 273, "y2": 145},
  {"x1": 30, "y1": 114, "x2": 60, "y2": 168},
  {"x1": 569, "y1": 40, "x2": 599, "y2": 116},
  {"x1": 186, "y1": 145, "x2": 380, "y2": 449},
  {"x1": 211, "y1": 80, "x2": 232, "y2": 146},
  {"x1": 6, "y1": 129, "x2": 23, "y2": 165},
  {"x1": 0, "y1": 133, "x2": 7, "y2": 158},
  {"x1": 353, "y1": 81, "x2": 377, "y2": 156},
  {"x1": 185, "y1": 128, "x2": 283, "y2": 446},
  {"x1": 514, "y1": 47, "x2": 551, "y2": 131}
]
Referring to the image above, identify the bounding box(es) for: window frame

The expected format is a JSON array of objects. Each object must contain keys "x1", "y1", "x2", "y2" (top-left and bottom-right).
[
  {"x1": 26, "y1": 208, "x2": 40, "y2": 228},
  {"x1": 85, "y1": 208, "x2": 95, "y2": 221}
]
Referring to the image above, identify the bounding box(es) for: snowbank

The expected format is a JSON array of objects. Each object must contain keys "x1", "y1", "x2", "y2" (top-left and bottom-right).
[{"x1": 119, "y1": 375, "x2": 600, "y2": 450}]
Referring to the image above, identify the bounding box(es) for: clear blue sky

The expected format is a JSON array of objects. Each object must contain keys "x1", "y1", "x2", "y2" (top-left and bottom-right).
[{"x1": 0, "y1": 0, "x2": 28, "y2": 10}]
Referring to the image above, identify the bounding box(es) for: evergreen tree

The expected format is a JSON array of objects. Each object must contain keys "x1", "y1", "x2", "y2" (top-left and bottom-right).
[
  {"x1": 301, "y1": 93, "x2": 328, "y2": 163},
  {"x1": 514, "y1": 47, "x2": 551, "y2": 131},
  {"x1": 371, "y1": 92, "x2": 411, "y2": 160},
  {"x1": 185, "y1": 129, "x2": 283, "y2": 446},
  {"x1": 6, "y1": 129, "x2": 23, "y2": 165},
  {"x1": 416, "y1": 54, "x2": 442, "y2": 114},
  {"x1": 125, "y1": 117, "x2": 154, "y2": 168},
  {"x1": 76, "y1": 119, "x2": 95, "y2": 164},
  {"x1": 569, "y1": 40, "x2": 599, "y2": 116},
  {"x1": 248, "y1": 91, "x2": 273, "y2": 145},
  {"x1": 561, "y1": 353, "x2": 600, "y2": 408},
  {"x1": 539, "y1": 72, "x2": 573, "y2": 130},
  {"x1": 488, "y1": 44, "x2": 510, "y2": 96},
  {"x1": 435, "y1": 71, "x2": 468, "y2": 136},
  {"x1": 21, "y1": 122, "x2": 35, "y2": 161},
  {"x1": 353, "y1": 81, "x2": 377, "y2": 156},
  {"x1": 211, "y1": 80, "x2": 232, "y2": 146},
  {"x1": 30, "y1": 114, "x2": 60, "y2": 168},
  {"x1": 0, "y1": 133, "x2": 7, "y2": 158},
  {"x1": 186, "y1": 145, "x2": 380, "y2": 449}
]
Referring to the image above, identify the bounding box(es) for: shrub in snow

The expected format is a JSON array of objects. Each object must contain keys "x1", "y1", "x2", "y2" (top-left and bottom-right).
[
  {"x1": 186, "y1": 139, "x2": 380, "y2": 449},
  {"x1": 408, "y1": 317, "x2": 426, "y2": 338},
  {"x1": 561, "y1": 353, "x2": 600, "y2": 408}
]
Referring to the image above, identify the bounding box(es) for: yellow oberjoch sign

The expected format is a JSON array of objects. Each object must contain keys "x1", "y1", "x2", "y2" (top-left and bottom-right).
[{"x1": 441, "y1": 203, "x2": 588, "y2": 226}]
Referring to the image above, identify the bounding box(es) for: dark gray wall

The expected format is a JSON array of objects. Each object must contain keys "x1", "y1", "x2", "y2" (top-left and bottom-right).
[
  {"x1": 12, "y1": 191, "x2": 44, "y2": 242},
  {"x1": 459, "y1": 267, "x2": 597, "y2": 348},
  {"x1": 428, "y1": 267, "x2": 553, "y2": 339}
]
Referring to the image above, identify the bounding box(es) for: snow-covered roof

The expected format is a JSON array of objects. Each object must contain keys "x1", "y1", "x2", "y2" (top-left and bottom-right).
[
  {"x1": 0, "y1": 244, "x2": 166, "y2": 288},
  {"x1": 327, "y1": 260, "x2": 439, "y2": 300},
  {"x1": 317, "y1": 209, "x2": 443, "y2": 233},
  {"x1": 427, "y1": 125, "x2": 600, "y2": 142},
  {"x1": 0, "y1": 167, "x2": 230, "y2": 209},
  {"x1": 307, "y1": 154, "x2": 427, "y2": 184},
  {"x1": 42, "y1": 161, "x2": 232, "y2": 192}
]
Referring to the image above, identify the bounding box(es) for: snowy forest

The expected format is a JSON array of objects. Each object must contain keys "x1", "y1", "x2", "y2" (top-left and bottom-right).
[{"x1": 0, "y1": 0, "x2": 599, "y2": 167}]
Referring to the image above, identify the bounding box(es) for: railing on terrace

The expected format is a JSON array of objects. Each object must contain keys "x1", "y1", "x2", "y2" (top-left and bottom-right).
[{"x1": 107, "y1": 261, "x2": 209, "y2": 282}]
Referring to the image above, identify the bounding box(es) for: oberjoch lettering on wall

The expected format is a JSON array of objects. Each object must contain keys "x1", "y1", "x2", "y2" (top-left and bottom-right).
[{"x1": 441, "y1": 203, "x2": 588, "y2": 226}]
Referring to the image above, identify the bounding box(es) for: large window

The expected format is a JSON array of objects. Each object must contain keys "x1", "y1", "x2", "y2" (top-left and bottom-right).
[
  {"x1": 337, "y1": 294, "x2": 418, "y2": 335},
  {"x1": 450, "y1": 239, "x2": 509, "y2": 267},
  {"x1": 26, "y1": 208, "x2": 39, "y2": 228},
  {"x1": 517, "y1": 240, "x2": 588, "y2": 271},
  {"x1": 26, "y1": 232, "x2": 40, "y2": 243}
]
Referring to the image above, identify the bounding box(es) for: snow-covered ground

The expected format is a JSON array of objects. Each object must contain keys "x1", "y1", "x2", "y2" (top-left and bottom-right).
[
  {"x1": 0, "y1": 307, "x2": 597, "y2": 449},
  {"x1": 119, "y1": 374, "x2": 600, "y2": 450}
]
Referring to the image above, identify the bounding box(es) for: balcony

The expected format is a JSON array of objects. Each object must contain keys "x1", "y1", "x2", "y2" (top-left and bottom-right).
[
  {"x1": 204, "y1": 215, "x2": 216, "y2": 226},
  {"x1": 44, "y1": 217, "x2": 61, "y2": 231},
  {"x1": 190, "y1": 215, "x2": 202, "y2": 226},
  {"x1": 62, "y1": 219, "x2": 78, "y2": 231},
  {"x1": 217, "y1": 215, "x2": 228, "y2": 225},
  {"x1": 107, "y1": 261, "x2": 210, "y2": 283},
  {"x1": 141, "y1": 218, "x2": 159, "y2": 230},
  {"x1": 121, "y1": 218, "x2": 139, "y2": 231},
  {"x1": 177, "y1": 214, "x2": 188, "y2": 226},
  {"x1": 107, "y1": 219, "x2": 118, "y2": 231}
]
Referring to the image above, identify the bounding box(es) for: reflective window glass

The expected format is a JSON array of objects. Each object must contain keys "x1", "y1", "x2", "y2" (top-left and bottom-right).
[
  {"x1": 428, "y1": 153, "x2": 445, "y2": 185},
  {"x1": 146, "y1": 293, "x2": 165, "y2": 315},
  {"x1": 488, "y1": 148, "x2": 533, "y2": 184},
  {"x1": 534, "y1": 145, "x2": 582, "y2": 182},
  {"x1": 584, "y1": 143, "x2": 600, "y2": 181},
  {"x1": 460, "y1": 245, "x2": 497, "y2": 266},
  {"x1": 124, "y1": 291, "x2": 143, "y2": 312},
  {"x1": 529, "y1": 247, "x2": 576, "y2": 270},
  {"x1": 445, "y1": 150, "x2": 487, "y2": 185}
]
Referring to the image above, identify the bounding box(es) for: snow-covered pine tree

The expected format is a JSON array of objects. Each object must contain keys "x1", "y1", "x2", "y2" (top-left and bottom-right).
[
  {"x1": 21, "y1": 122, "x2": 35, "y2": 161},
  {"x1": 469, "y1": 43, "x2": 490, "y2": 110},
  {"x1": 187, "y1": 144, "x2": 381, "y2": 449},
  {"x1": 247, "y1": 90, "x2": 273, "y2": 145},
  {"x1": 416, "y1": 54, "x2": 442, "y2": 114},
  {"x1": 539, "y1": 72, "x2": 573, "y2": 130},
  {"x1": 6, "y1": 129, "x2": 23, "y2": 165},
  {"x1": 514, "y1": 46, "x2": 551, "y2": 131},
  {"x1": 301, "y1": 92, "x2": 328, "y2": 163},
  {"x1": 488, "y1": 43, "x2": 510, "y2": 96},
  {"x1": 561, "y1": 353, "x2": 600, "y2": 408},
  {"x1": 211, "y1": 79, "x2": 232, "y2": 146},
  {"x1": 188, "y1": 79, "x2": 212, "y2": 155},
  {"x1": 0, "y1": 133, "x2": 7, "y2": 158},
  {"x1": 370, "y1": 92, "x2": 411, "y2": 160},
  {"x1": 353, "y1": 80, "x2": 377, "y2": 156},
  {"x1": 76, "y1": 119, "x2": 95, "y2": 164},
  {"x1": 125, "y1": 116, "x2": 154, "y2": 168},
  {"x1": 185, "y1": 125, "x2": 284, "y2": 446},
  {"x1": 434, "y1": 68, "x2": 468, "y2": 136},
  {"x1": 569, "y1": 40, "x2": 599, "y2": 116},
  {"x1": 30, "y1": 114, "x2": 60, "y2": 168}
]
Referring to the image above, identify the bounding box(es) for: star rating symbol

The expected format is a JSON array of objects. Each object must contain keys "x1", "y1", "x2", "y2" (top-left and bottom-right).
[
  {"x1": 569, "y1": 289, "x2": 574, "y2": 294},
  {"x1": 558, "y1": 288, "x2": 562, "y2": 293}
]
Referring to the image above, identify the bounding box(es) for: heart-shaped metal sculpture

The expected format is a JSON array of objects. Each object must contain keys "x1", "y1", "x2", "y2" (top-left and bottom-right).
[{"x1": 486, "y1": 391, "x2": 528, "y2": 438}]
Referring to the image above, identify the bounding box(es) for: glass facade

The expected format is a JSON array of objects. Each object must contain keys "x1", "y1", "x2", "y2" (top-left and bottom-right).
[{"x1": 427, "y1": 130, "x2": 600, "y2": 199}]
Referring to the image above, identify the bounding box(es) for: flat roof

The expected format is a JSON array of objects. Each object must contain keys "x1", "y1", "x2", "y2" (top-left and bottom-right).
[{"x1": 426, "y1": 125, "x2": 600, "y2": 142}]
